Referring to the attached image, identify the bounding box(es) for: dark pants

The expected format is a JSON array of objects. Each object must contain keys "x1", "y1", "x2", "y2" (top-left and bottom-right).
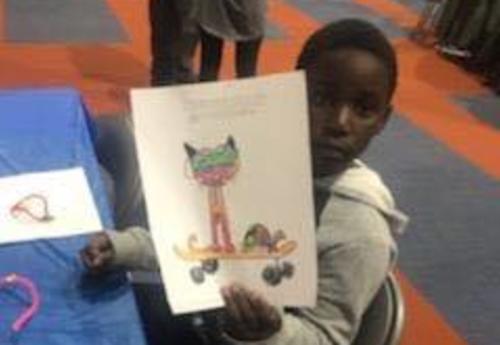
[
  {"x1": 199, "y1": 29, "x2": 263, "y2": 82},
  {"x1": 149, "y1": 0, "x2": 197, "y2": 85},
  {"x1": 133, "y1": 284, "x2": 206, "y2": 345}
]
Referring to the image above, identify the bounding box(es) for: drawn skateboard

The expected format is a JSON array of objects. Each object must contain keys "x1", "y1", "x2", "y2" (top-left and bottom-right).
[{"x1": 173, "y1": 240, "x2": 297, "y2": 286}]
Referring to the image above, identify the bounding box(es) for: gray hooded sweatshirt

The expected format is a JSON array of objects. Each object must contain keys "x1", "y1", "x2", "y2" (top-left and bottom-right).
[{"x1": 109, "y1": 159, "x2": 408, "y2": 345}]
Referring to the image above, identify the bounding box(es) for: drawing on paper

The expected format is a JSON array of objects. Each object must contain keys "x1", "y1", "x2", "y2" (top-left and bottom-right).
[
  {"x1": 184, "y1": 135, "x2": 240, "y2": 253},
  {"x1": 176, "y1": 136, "x2": 297, "y2": 286},
  {"x1": 10, "y1": 193, "x2": 54, "y2": 223}
]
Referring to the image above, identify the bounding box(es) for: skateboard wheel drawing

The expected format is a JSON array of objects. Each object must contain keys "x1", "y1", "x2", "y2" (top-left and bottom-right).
[
  {"x1": 262, "y1": 264, "x2": 282, "y2": 286},
  {"x1": 281, "y1": 261, "x2": 294, "y2": 279},
  {"x1": 202, "y1": 259, "x2": 219, "y2": 274},
  {"x1": 190, "y1": 266, "x2": 205, "y2": 284}
]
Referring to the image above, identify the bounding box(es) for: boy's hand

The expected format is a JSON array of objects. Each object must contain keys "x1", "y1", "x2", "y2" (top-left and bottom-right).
[
  {"x1": 80, "y1": 232, "x2": 115, "y2": 274},
  {"x1": 221, "y1": 283, "x2": 282, "y2": 341}
]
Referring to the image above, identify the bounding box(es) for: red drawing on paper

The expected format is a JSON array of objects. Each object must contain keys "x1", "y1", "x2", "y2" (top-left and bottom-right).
[{"x1": 10, "y1": 193, "x2": 54, "y2": 223}]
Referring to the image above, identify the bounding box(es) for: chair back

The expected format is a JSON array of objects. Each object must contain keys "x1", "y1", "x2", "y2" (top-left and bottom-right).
[{"x1": 352, "y1": 272, "x2": 405, "y2": 345}]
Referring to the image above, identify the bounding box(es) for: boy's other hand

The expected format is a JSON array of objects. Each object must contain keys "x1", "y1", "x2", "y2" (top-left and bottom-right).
[
  {"x1": 221, "y1": 283, "x2": 282, "y2": 341},
  {"x1": 80, "y1": 232, "x2": 115, "y2": 274}
]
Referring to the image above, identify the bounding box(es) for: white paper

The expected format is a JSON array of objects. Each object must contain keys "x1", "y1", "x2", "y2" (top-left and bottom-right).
[
  {"x1": 0, "y1": 167, "x2": 102, "y2": 245},
  {"x1": 132, "y1": 72, "x2": 317, "y2": 314}
]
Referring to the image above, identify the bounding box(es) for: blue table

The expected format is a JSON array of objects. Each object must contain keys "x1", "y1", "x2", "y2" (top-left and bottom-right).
[{"x1": 0, "y1": 88, "x2": 146, "y2": 345}]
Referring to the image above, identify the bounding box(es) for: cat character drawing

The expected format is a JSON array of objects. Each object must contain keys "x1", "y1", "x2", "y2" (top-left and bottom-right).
[{"x1": 184, "y1": 136, "x2": 240, "y2": 253}]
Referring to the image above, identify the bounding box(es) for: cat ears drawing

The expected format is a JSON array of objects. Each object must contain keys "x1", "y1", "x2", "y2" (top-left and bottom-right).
[
  {"x1": 183, "y1": 136, "x2": 240, "y2": 184},
  {"x1": 184, "y1": 136, "x2": 237, "y2": 158}
]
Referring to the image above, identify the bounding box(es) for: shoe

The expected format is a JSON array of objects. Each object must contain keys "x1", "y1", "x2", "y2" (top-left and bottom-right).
[{"x1": 436, "y1": 44, "x2": 471, "y2": 58}]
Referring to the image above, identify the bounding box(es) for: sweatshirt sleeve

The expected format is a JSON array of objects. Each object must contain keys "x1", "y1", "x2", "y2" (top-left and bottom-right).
[
  {"x1": 108, "y1": 226, "x2": 159, "y2": 271},
  {"x1": 227, "y1": 197, "x2": 394, "y2": 345}
]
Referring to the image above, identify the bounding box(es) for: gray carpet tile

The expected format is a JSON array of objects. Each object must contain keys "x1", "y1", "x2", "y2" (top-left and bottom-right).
[
  {"x1": 363, "y1": 114, "x2": 500, "y2": 345},
  {"x1": 286, "y1": 0, "x2": 407, "y2": 39},
  {"x1": 6, "y1": 0, "x2": 128, "y2": 43},
  {"x1": 454, "y1": 93, "x2": 500, "y2": 130}
]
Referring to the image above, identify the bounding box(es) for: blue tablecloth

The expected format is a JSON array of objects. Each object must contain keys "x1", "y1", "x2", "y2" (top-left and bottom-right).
[{"x1": 0, "y1": 88, "x2": 146, "y2": 345}]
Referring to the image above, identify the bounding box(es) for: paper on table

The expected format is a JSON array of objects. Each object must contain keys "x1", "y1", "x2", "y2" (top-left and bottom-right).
[
  {"x1": 0, "y1": 167, "x2": 102, "y2": 245},
  {"x1": 131, "y1": 71, "x2": 317, "y2": 314}
]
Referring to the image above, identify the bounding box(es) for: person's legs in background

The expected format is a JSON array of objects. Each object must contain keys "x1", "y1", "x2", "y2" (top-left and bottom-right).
[
  {"x1": 235, "y1": 37, "x2": 263, "y2": 78},
  {"x1": 175, "y1": 30, "x2": 199, "y2": 83},
  {"x1": 199, "y1": 33, "x2": 263, "y2": 81},
  {"x1": 149, "y1": 0, "x2": 180, "y2": 86},
  {"x1": 174, "y1": 0, "x2": 199, "y2": 83},
  {"x1": 199, "y1": 29, "x2": 224, "y2": 82}
]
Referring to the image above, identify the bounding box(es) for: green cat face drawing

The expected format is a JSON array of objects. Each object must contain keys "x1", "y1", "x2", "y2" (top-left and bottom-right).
[{"x1": 184, "y1": 136, "x2": 240, "y2": 186}]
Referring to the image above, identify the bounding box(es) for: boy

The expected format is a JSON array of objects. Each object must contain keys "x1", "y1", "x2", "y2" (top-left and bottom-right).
[{"x1": 83, "y1": 19, "x2": 408, "y2": 345}]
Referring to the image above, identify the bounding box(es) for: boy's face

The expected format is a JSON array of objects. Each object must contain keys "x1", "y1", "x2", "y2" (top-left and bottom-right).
[{"x1": 306, "y1": 48, "x2": 392, "y2": 177}]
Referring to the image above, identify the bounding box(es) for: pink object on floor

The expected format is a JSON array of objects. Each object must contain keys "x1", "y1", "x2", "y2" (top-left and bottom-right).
[{"x1": 0, "y1": 273, "x2": 41, "y2": 333}]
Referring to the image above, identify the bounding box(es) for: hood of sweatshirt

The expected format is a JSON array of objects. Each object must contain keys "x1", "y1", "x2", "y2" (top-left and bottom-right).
[{"x1": 315, "y1": 159, "x2": 409, "y2": 236}]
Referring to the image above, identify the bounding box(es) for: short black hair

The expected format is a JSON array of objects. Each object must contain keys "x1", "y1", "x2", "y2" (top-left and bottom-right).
[{"x1": 297, "y1": 19, "x2": 398, "y2": 97}]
